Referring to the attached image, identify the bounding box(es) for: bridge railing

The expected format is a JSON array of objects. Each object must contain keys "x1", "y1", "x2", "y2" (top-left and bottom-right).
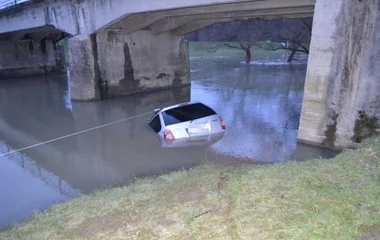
[{"x1": 0, "y1": 0, "x2": 30, "y2": 10}]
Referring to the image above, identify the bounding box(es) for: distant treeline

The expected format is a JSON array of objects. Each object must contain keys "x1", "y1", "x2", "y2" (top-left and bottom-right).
[
  {"x1": 185, "y1": 17, "x2": 313, "y2": 63},
  {"x1": 185, "y1": 18, "x2": 313, "y2": 43}
]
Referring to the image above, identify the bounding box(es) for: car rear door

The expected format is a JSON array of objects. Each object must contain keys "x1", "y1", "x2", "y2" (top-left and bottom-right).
[{"x1": 162, "y1": 103, "x2": 223, "y2": 138}]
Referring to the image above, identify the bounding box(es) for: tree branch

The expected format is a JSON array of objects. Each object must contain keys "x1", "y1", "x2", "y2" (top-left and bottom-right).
[
  {"x1": 297, "y1": 42, "x2": 309, "y2": 54},
  {"x1": 275, "y1": 35, "x2": 310, "y2": 54},
  {"x1": 301, "y1": 18, "x2": 312, "y2": 33},
  {"x1": 238, "y1": 41, "x2": 245, "y2": 49},
  {"x1": 209, "y1": 43, "x2": 244, "y2": 53},
  {"x1": 254, "y1": 43, "x2": 284, "y2": 51},
  {"x1": 224, "y1": 43, "x2": 244, "y2": 50},
  {"x1": 290, "y1": 39, "x2": 309, "y2": 54},
  {"x1": 255, "y1": 42, "x2": 308, "y2": 54},
  {"x1": 238, "y1": 41, "x2": 251, "y2": 51}
]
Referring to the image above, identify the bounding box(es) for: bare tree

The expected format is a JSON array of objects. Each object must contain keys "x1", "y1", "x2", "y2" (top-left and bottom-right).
[
  {"x1": 209, "y1": 19, "x2": 271, "y2": 63},
  {"x1": 199, "y1": 18, "x2": 312, "y2": 63},
  {"x1": 257, "y1": 18, "x2": 312, "y2": 62}
]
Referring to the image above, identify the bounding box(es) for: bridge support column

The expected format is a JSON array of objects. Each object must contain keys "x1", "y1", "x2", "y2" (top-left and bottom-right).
[
  {"x1": 67, "y1": 34, "x2": 100, "y2": 101},
  {"x1": 67, "y1": 30, "x2": 189, "y2": 101},
  {"x1": 0, "y1": 39, "x2": 62, "y2": 79},
  {"x1": 298, "y1": 0, "x2": 380, "y2": 149}
]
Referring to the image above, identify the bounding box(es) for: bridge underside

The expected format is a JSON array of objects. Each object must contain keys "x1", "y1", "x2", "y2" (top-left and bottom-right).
[
  {"x1": 0, "y1": 0, "x2": 315, "y2": 35},
  {"x1": 66, "y1": 0, "x2": 380, "y2": 148},
  {"x1": 0, "y1": 26, "x2": 66, "y2": 78},
  {"x1": 65, "y1": 0, "x2": 314, "y2": 100},
  {"x1": 0, "y1": 0, "x2": 314, "y2": 94}
]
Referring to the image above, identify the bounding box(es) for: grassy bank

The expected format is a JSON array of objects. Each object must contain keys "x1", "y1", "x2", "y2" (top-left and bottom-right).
[{"x1": 1, "y1": 138, "x2": 380, "y2": 239}]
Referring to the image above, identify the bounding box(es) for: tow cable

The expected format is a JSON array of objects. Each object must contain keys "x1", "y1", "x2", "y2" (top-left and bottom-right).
[{"x1": 0, "y1": 111, "x2": 152, "y2": 157}]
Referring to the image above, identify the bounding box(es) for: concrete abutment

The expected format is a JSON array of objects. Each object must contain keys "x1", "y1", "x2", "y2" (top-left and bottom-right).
[
  {"x1": 67, "y1": 30, "x2": 190, "y2": 101},
  {"x1": 0, "y1": 38, "x2": 63, "y2": 79},
  {"x1": 298, "y1": 0, "x2": 380, "y2": 149}
]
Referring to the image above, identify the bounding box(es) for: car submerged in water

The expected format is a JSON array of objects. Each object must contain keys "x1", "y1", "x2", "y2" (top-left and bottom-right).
[{"x1": 148, "y1": 102, "x2": 226, "y2": 148}]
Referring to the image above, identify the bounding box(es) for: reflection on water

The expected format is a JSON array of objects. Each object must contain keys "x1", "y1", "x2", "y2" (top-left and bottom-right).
[
  {"x1": 0, "y1": 58, "x2": 337, "y2": 227},
  {"x1": 189, "y1": 59, "x2": 331, "y2": 162}
]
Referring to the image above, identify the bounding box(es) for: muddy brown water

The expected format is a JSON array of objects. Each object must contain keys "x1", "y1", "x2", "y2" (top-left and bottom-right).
[{"x1": 0, "y1": 57, "x2": 338, "y2": 227}]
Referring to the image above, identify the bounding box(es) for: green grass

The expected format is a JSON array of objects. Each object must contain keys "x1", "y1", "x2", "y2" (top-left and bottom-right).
[
  {"x1": 188, "y1": 41, "x2": 304, "y2": 61},
  {"x1": 1, "y1": 137, "x2": 379, "y2": 239}
]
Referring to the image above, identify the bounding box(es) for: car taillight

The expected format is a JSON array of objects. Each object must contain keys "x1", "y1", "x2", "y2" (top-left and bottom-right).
[
  {"x1": 164, "y1": 129, "x2": 175, "y2": 141},
  {"x1": 219, "y1": 117, "x2": 226, "y2": 130}
]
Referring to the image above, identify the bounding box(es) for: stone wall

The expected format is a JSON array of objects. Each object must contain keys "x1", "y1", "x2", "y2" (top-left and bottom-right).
[
  {"x1": 68, "y1": 30, "x2": 190, "y2": 101},
  {"x1": 0, "y1": 39, "x2": 60, "y2": 79},
  {"x1": 298, "y1": 0, "x2": 380, "y2": 149}
]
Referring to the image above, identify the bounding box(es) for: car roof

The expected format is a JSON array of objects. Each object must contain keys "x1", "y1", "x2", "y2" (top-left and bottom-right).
[{"x1": 157, "y1": 101, "x2": 203, "y2": 113}]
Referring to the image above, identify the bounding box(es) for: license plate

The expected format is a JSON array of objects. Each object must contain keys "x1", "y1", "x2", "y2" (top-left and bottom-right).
[
  {"x1": 188, "y1": 137, "x2": 208, "y2": 142},
  {"x1": 187, "y1": 122, "x2": 210, "y2": 134}
]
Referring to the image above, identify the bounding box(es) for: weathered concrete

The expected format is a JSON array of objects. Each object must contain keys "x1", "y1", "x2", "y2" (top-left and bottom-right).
[
  {"x1": 119, "y1": 0, "x2": 315, "y2": 34},
  {"x1": 0, "y1": 38, "x2": 61, "y2": 78},
  {"x1": 68, "y1": 30, "x2": 189, "y2": 101},
  {"x1": 150, "y1": 7, "x2": 314, "y2": 35},
  {"x1": 67, "y1": 34, "x2": 98, "y2": 100},
  {"x1": 0, "y1": 0, "x2": 315, "y2": 35},
  {"x1": 298, "y1": 0, "x2": 380, "y2": 149},
  {"x1": 0, "y1": 0, "x2": 314, "y2": 94},
  {"x1": 170, "y1": 12, "x2": 313, "y2": 36}
]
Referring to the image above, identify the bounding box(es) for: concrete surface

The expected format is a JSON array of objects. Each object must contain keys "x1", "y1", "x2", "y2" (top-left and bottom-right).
[
  {"x1": 96, "y1": 29, "x2": 189, "y2": 99},
  {"x1": 149, "y1": 8, "x2": 314, "y2": 35},
  {"x1": 0, "y1": 0, "x2": 315, "y2": 35},
  {"x1": 298, "y1": 0, "x2": 380, "y2": 149},
  {"x1": 67, "y1": 34, "x2": 98, "y2": 101},
  {"x1": 0, "y1": 38, "x2": 60, "y2": 78},
  {"x1": 0, "y1": 0, "x2": 314, "y2": 86},
  {"x1": 68, "y1": 30, "x2": 189, "y2": 101}
]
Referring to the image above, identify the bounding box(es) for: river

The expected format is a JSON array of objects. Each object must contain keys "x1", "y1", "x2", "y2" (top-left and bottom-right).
[{"x1": 0, "y1": 55, "x2": 338, "y2": 227}]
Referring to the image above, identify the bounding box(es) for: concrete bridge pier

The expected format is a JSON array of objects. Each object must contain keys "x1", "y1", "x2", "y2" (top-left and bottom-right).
[
  {"x1": 0, "y1": 38, "x2": 61, "y2": 79},
  {"x1": 67, "y1": 30, "x2": 190, "y2": 101},
  {"x1": 298, "y1": 0, "x2": 380, "y2": 149}
]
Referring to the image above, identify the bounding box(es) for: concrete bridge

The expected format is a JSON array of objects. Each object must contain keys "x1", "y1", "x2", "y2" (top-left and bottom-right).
[{"x1": 0, "y1": 0, "x2": 379, "y2": 149}]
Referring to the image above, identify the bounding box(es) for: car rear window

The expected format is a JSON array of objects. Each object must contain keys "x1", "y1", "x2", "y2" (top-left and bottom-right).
[
  {"x1": 149, "y1": 114, "x2": 161, "y2": 133},
  {"x1": 162, "y1": 103, "x2": 216, "y2": 126}
]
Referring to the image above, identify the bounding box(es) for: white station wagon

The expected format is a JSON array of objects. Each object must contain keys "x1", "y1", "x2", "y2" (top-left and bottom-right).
[{"x1": 149, "y1": 102, "x2": 226, "y2": 144}]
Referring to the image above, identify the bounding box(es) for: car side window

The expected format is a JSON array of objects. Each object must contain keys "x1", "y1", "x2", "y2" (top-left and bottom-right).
[{"x1": 150, "y1": 114, "x2": 162, "y2": 133}]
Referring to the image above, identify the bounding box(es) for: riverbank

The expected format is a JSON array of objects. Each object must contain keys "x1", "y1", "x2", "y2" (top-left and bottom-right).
[
  {"x1": 190, "y1": 41, "x2": 289, "y2": 59},
  {"x1": 1, "y1": 137, "x2": 380, "y2": 240},
  {"x1": 188, "y1": 41, "x2": 307, "y2": 62}
]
